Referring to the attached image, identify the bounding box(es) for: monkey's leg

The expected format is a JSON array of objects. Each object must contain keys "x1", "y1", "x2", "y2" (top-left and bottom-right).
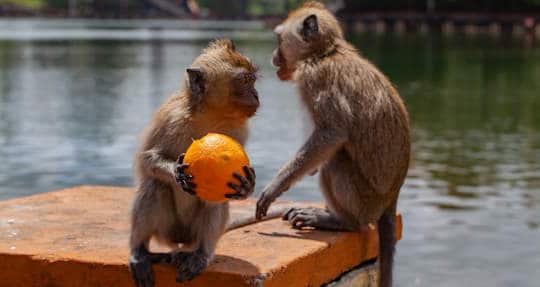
[
  {"x1": 282, "y1": 207, "x2": 355, "y2": 231},
  {"x1": 324, "y1": 152, "x2": 398, "y2": 287},
  {"x1": 129, "y1": 244, "x2": 172, "y2": 287},
  {"x1": 129, "y1": 180, "x2": 179, "y2": 287},
  {"x1": 171, "y1": 203, "x2": 228, "y2": 283},
  {"x1": 129, "y1": 244, "x2": 154, "y2": 287}
]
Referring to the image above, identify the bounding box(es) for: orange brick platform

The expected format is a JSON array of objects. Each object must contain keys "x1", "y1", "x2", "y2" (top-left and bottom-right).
[{"x1": 0, "y1": 186, "x2": 401, "y2": 287}]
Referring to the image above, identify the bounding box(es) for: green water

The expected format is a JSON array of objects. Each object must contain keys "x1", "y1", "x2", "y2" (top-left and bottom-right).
[{"x1": 0, "y1": 21, "x2": 538, "y2": 286}]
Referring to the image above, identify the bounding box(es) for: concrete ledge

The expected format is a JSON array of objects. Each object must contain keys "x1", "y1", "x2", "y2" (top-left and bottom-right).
[{"x1": 0, "y1": 186, "x2": 402, "y2": 287}]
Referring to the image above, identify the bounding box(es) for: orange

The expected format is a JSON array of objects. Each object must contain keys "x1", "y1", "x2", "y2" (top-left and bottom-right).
[{"x1": 183, "y1": 133, "x2": 250, "y2": 202}]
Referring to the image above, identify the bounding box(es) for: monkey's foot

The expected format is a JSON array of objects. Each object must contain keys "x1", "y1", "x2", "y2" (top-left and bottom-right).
[
  {"x1": 129, "y1": 254, "x2": 155, "y2": 287},
  {"x1": 171, "y1": 250, "x2": 209, "y2": 283},
  {"x1": 282, "y1": 207, "x2": 354, "y2": 231}
]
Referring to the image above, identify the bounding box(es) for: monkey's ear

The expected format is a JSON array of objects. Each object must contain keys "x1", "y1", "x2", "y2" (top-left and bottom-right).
[
  {"x1": 301, "y1": 14, "x2": 319, "y2": 41},
  {"x1": 229, "y1": 39, "x2": 236, "y2": 51},
  {"x1": 187, "y1": 67, "x2": 205, "y2": 100}
]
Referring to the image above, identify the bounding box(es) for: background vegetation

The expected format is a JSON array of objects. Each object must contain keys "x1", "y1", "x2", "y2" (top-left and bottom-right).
[{"x1": 3, "y1": 0, "x2": 540, "y2": 18}]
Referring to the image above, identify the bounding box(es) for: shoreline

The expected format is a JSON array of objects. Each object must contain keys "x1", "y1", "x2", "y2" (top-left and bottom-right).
[{"x1": 0, "y1": 17, "x2": 538, "y2": 42}]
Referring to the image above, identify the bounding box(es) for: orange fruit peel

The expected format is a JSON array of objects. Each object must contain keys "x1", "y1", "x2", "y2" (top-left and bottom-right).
[{"x1": 183, "y1": 133, "x2": 250, "y2": 202}]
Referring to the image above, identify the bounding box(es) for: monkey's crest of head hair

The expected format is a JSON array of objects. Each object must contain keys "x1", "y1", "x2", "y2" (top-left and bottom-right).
[
  {"x1": 195, "y1": 39, "x2": 257, "y2": 76},
  {"x1": 205, "y1": 38, "x2": 236, "y2": 51},
  {"x1": 300, "y1": 1, "x2": 326, "y2": 9}
]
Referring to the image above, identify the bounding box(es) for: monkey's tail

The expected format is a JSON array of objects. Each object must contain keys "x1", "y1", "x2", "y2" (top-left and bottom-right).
[
  {"x1": 227, "y1": 206, "x2": 290, "y2": 231},
  {"x1": 377, "y1": 202, "x2": 397, "y2": 287}
]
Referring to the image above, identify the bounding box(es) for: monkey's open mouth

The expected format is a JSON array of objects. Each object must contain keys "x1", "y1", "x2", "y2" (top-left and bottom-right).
[
  {"x1": 271, "y1": 48, "x2": 283, "y2": 68},
  {"x1": 272, "y1": 48, "x2": 293, "y2": 81}
]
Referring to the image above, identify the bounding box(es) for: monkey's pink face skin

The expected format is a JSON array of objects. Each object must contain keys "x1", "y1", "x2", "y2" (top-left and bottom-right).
[
  {"x1": 272, "y1": 48, "x2": 294, "y2": 81},
  {"x1": 272, "y1": 25, "x2": 295, "y2": 81},
  {"x1": 231, "y1": 70, "x2": 260, "y2": 117}
]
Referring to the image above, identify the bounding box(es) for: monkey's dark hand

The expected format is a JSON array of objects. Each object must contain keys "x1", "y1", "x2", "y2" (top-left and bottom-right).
[
  {"x1": 176, "y1": 153, "x2": 196, "y2": 195},
  {"x1": 255, "y1": 184, "x2": 281, "y2": 220},
  {"x1": 225, "y1": 166, "x2": 256, "y2": 200}
]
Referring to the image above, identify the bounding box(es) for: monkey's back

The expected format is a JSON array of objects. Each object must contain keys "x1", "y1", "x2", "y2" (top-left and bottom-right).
[{"x1": 297, "y1": 42, "x2": 410, "y2": 210}]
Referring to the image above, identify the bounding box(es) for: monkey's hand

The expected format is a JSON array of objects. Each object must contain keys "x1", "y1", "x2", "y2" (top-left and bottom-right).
[
  {"x1": 175, "y1": 153, "x2": 196, "y2": 195},
  {"x1": 256, "y1": 184, "x2": 282, "y2": 220},
  {"x1": 225, "y1": 166, "x2": 256, "y2": 200}
]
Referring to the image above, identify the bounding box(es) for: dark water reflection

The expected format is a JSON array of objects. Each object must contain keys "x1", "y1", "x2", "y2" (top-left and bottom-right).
[{"x1": 0, "y1": 30, "x2": 539, "y2": 286}]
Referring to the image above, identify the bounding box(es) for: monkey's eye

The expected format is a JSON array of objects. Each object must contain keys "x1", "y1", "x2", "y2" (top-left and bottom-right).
[{"x1": 240, "y1": 73, "x2": 255, "y2": 85}]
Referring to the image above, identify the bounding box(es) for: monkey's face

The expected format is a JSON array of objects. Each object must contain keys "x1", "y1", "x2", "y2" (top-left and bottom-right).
[
  {"x1": 187, "y1": 39, "x2": 259, "y2": 119},
  {"x1": 272, "y1": 21, "x2": 305, "y2": 81},
  {"x1": 229, "y1": 68, "x2": 259, "y2": 117},
  {"x1": 272, "y1": 3, "x2": 343, "y2": 81}
]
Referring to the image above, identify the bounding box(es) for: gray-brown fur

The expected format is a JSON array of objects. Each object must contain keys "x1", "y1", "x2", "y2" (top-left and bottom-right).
[
  {"x1": 129, "y1": 39, "x2": 260, "y2": 287},
  {"x1": 256, "y1": 2, "x2": 410, "y2": 287}
]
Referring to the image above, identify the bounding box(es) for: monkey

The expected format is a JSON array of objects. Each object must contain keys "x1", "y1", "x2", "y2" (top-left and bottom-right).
[
  {"x1": 255, "y1": 2, "x2": 410, "y2": 287},
  {"x1": 129, "y1": 39, "x2": 268, "y2": 287}
]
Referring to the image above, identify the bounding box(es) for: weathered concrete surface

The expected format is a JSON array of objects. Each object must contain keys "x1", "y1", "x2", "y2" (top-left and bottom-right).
[
  {"x1": 0, "y1": 186, "x2": 402, "y2": 287},
  {"x1": 326, "y1": 262, "x2": 378, "y2": 287}
]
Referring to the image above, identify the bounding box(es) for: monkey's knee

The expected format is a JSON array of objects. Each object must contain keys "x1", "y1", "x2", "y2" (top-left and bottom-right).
[{"x1": 171, "y1": 250, "x2": 209, "y2": 283}]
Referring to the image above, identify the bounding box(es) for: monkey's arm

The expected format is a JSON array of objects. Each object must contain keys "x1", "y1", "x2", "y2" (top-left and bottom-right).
[
  {"x1": 256, "y1": 128, "x2": 346, "y2": 219},
  {"x1": 140, "y1": 148, "x2": 178, "y2": 188}
]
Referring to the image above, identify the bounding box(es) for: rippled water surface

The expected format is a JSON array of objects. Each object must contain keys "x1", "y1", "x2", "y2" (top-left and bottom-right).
[{"x1": 0, "y1": 20, "x2": 539, "y2": 286}]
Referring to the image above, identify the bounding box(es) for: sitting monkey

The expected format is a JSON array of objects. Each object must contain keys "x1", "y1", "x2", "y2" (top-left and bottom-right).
[
  {"x1": 256, "y1": 2, "x2": 410, "y2": 287},
  {"x1": 129, "y1": 39, "x2": 260, "y2": 287}
]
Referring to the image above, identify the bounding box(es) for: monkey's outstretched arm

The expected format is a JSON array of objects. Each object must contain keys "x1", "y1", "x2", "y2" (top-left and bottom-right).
[{"x1": 256, "y1": 128, "x2": 346, "y2": 219}]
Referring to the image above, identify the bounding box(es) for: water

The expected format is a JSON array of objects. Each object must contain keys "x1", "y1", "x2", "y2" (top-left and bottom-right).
[{"x1": 0, "y1": 20, "x2": 539, "y2": 286}]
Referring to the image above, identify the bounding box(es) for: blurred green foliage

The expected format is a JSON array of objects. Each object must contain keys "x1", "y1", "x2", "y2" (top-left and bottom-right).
[
  {"x1": 0, "y1": 0, "x2": 44, "y2": 9},
  {"x1": 3, "y1": 0, "x2": 540, "y2": 15},
  {"x1": 196, "y1": 0, "x2": 313, "y2": 18},
  {"x1": 341, "y1": 0, "x2": 540, "y2": 12}
]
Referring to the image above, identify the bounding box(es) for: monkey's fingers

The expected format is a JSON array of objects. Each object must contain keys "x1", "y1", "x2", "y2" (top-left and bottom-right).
[
  {"x1": 282, "y1": 207, "x2": 297, "y2": 220},
  {"x1": 177, "y1": 153, "x2": 186, "y2": 164},
  {"x1": 255, "y1": 195, "x2": 272, "y2": 220},
  {"x1": 243, "y1": 166, "x2": 256, "y2": 182},
  {"x1": 176, "y1": 163, "x2": 190, "y2": 173},
  {"x1": 180, "y1": 181, "x2": 197, "y2": 195},
  {"x1": 176, "y1": 172, "x2": 193, "y2": 182},
  {"x1": 232, "y1": 172, "x2": 251, "y2": 188},
  {"x1": 225, "y1": 182, "x2": 247, "y2": 200},
  {"x1": 288, "y1": 213, "x2": 315, "y2": 230}
]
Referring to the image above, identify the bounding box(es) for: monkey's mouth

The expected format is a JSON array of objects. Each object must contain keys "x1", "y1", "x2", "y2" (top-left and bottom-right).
[{"x1": 272, "y1": 48, "x2": 294, "y2": 81}]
